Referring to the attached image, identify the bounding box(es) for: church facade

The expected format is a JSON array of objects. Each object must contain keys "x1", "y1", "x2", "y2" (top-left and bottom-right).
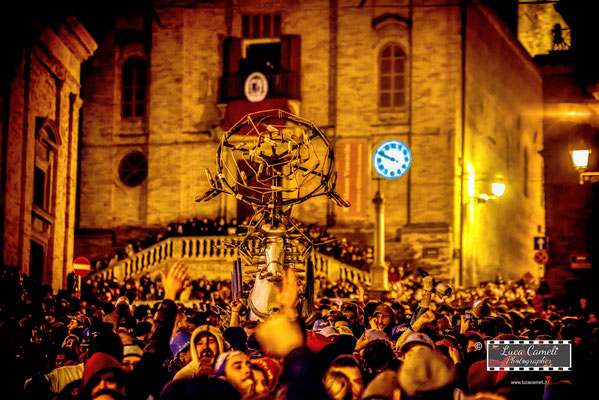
[
  {"x1": 0, "y1": 14, "x2": 96, "y2": 288},
  {"x1": 77, "y1": 0, "x2": 545, "y2": 286}
]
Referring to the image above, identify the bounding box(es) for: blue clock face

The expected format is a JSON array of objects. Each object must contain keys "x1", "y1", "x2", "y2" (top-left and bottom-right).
[{"x1": 373, "y1": 140, "x2": 412, "y2": 179}]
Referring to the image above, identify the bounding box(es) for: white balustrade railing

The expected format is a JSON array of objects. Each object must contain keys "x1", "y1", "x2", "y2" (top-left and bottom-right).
[{"x1": 88, "y1": 236, "x2": 371, "y2": 286}]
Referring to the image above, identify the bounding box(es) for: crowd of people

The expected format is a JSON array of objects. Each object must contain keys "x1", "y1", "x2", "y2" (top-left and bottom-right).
[
  {"x1": 2, "y1": 262, "x2": 597, "y2": 400},
  {"x1": 91, "y1": 219, "x2": 374, "y2": 275}
]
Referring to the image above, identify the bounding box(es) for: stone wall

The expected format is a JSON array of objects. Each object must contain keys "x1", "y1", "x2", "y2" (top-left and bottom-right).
[
  {"x1": 463, "y1": 5, "x2": 544, "y2": 285},
  {"x1": 1, "y1": 17, "x2": 96, "y2": 288},
  {"x1": 77, "y1": 0, "x2": 544, "y2": 287}
]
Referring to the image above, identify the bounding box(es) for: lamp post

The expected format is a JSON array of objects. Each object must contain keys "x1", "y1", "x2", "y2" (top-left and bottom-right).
[
  {"x1": 571, "y1": 149, "x2": 599, "y2": 184},
  {"x1": 370, "y1": 181, "x2": 389, "y2": 292},
  {"x1": 369, "y1": 139, "x2": 412, "y2": 294}
]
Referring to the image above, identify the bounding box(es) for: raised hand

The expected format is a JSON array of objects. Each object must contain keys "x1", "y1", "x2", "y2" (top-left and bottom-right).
[
  {"x1": 160, "y1": 261, "x2": 189, "y2": 300},
  {"x1": 412, "y1": 309, "x2": 436, "y2": 331},
  {"x1": 230, "y1": 298, "x2": 243, "y2": 313},
  {"x1": 277, "y1": 268, "x2": 299, "y2": 316}
]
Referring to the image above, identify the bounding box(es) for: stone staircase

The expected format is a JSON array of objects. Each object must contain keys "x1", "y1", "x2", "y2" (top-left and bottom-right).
[{"x1": 87, "y1": 235, "x2": 372, "y2": 285}]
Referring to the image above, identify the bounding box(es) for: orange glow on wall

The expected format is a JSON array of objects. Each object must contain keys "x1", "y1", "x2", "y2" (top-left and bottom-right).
[{"x1": 336, "y1": 139, "x2": 369, "y2": 216}]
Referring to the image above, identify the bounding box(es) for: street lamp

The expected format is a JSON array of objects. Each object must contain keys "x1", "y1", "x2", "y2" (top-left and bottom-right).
[
  {"x1": 474, "y1": 181, "x2": 506, "y2": 203},
  {"x1": 491, "y1": 182, "x2": 506, "y2": 197},
  {"x1": 570, "y1": 149, "x2": 599, "y2": 184}
]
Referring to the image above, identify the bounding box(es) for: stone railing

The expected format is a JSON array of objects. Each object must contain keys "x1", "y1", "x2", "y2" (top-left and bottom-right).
[{"x1": 88, "y1": 236, "x2": 371, "y2": 285}]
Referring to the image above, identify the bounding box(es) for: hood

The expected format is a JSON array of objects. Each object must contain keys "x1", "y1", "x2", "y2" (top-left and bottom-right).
[{"x1": 189, "y1": 325, "x2": 226, "y2": 363}]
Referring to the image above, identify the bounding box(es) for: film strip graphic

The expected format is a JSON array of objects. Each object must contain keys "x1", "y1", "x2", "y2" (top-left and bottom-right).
[{"x1": 487, "y1": 340, "x2": 571, "y2": 371}]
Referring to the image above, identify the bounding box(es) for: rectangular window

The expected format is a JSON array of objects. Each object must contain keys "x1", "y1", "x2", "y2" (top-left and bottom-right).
[
  {"x1": 252, "y1": 15, "x2": 261, "y2": 38},
  {"x1": 242, "y1": 15, "x2": 251, "y2": 37},
  {"x1": 242, "y1": 14, "x2": 282, "y2": 38},
  {"x1": 263, "y1": 15, "x2": 271, "y2": 37},
  {"x1": 29, "y1": 240, "x2": 45, "y2": 283},
  {"x1": 379, "y1": 44, "x2": 407, "y2": 111},
  {"x1": 273, "y1": 14, "x2": 281, "y2": 36},
  {"x1": 122, "y1": 58, "x2": 147, "y2": 118},
  {"x1": 33, "y1": 166, "x2": 46, "y2": 208}
]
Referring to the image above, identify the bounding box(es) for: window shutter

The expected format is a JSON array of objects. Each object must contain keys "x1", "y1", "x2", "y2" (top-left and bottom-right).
[{"x1": 280, "y1": 35, "x2": 301, "y2": 99}]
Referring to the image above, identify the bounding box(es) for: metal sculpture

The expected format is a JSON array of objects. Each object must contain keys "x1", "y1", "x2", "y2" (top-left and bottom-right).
[{"x1": 196, "y1": 110, "x2": 349, "y2": 320}]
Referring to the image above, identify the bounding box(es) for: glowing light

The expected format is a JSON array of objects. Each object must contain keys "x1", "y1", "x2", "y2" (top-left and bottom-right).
[
  {"x1": 467, "y1": 171, "x2": 476, "y2": 198},
  {"x1": 491, "y1": 182, "x2": 506, "y2": 197},
  {"x1": 571, "y1": 149, "x2": 590, "y2": 170}
]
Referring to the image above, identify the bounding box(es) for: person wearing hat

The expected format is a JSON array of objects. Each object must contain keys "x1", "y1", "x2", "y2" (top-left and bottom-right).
[
  {"x1": 250, "y1": 357, "x2": 282, "y2": 396},
  {"x1": 355, "y1": 329, "x2": 390, "y2": 353},
  {"x1": 67, "y1": 313, "x2": 92, "y2": 337},
  {"x1": 370, "y1": 303, "x2": 396, "y2": 337},
  {"x1": 395, "y1": 310, "x2": 436, "y2": 351},
  {"x1": 79, "y1": 352, "x2": 126, "y2": 400},
  {"x1": 312, "y1": 318, "x2": 332, "y2": 333},
  {"x1": 397, "y1": 346, "x2": 460, "y2": 399},
  {"x1": 213, "y1": 350, "x2": 254, "y2": 398},
  {"x1": 399, "y1": 332, "x2": 435, "y2": 355},
  {"x1": 168, "y1": 330, "x2": 192, "y2": 374},
  {"x1": 173, "y1": 324, "x2": 226, "y2": 380},
  {"x1": 122, "y1": 344, "x2": 143, "y2": 372}
]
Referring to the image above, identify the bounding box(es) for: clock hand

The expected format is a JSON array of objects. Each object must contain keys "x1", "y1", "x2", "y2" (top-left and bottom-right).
[{"x1": 379, "y1": 152, "x2": 397, "y2": 162}]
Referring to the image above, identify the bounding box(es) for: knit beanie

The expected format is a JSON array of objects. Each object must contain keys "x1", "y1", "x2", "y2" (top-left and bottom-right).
[
  {"x1": 251, "y1": 357, "x2": 282, "y2": 393},
  {"x1": 81, "y1": 352, "x2": 123, "y2": 391}
]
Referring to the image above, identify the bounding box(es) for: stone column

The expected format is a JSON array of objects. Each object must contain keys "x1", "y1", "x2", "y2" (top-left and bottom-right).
[{"x1": 370, "y1": 190, "x2": 389, "y2": 292}]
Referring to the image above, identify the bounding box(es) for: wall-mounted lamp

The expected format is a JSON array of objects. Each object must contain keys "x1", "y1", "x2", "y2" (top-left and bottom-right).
[
  {"x1": 491, "y1": 182, "x2": 506, "y2": 197},
  {"x1": 474, "y1": 181, "x2": 506, "y2": 203},
  {"x1": 570, "y1": 149, "x2": 599, "y2": 184}
]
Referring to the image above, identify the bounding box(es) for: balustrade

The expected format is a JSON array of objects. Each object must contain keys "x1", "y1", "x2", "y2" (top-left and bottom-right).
[{"x1": 88, "y1": 236, "x2": 371, "y2": 285}]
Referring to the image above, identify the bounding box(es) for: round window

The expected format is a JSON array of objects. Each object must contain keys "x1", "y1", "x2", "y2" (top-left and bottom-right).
[{"x1": 118, "y1": 151, "x2": 148, "y2": 187}]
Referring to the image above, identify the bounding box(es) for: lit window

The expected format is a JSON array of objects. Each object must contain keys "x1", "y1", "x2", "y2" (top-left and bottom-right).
[
  {"x1": 379, "y1": 44, "x2": 406, "y2": 111},
  {"x1": 122, "y1": 58, "x2": 148, "y2": 118}
]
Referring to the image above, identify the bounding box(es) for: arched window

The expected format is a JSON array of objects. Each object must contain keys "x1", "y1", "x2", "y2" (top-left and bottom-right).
[
  {"x1": 379, "y1": 44, "x2": 406, "y2": 111},
  {"x1": 122, "y1": 58, "x2": 148, "y2": 118},
  {"x1": 34, "y1": 118, "x2": 61, "y2": 213}
]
